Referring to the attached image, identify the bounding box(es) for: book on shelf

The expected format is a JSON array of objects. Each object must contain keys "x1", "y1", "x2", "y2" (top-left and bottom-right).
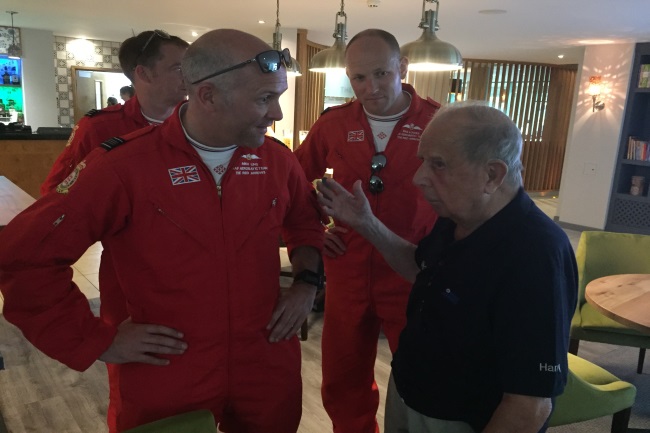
[
  {"x1": 626, "y1": 136, "x2": 650, "y2": 161},
  {"x1": 639, "y1": 64, "x2": 650, "y2": 88}
]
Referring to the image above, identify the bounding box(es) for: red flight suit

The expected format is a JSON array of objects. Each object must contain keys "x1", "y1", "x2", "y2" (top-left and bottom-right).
[
  {"x1": 0, "y1": 105, "x2": 325, "y2": 432},
  {"x1": 40, "y1": 95, "x2": 153, "y2": 427},
  {"x1": 295, "y1": 84, "x2": 439, "y2": 433}
]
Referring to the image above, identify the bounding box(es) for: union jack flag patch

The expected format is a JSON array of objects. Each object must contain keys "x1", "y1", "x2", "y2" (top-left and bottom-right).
[
  {"x1": 347, "y1": 130, "x2": 365, "y2": 142},
  {"x1": 168, "y1": 165, "x2": 201, "y2": 185}
]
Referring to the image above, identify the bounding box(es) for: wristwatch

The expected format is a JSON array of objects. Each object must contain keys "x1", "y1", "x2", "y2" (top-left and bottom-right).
[{"x1": 293, "y1": 269, "x2": 324, "y2": 290}]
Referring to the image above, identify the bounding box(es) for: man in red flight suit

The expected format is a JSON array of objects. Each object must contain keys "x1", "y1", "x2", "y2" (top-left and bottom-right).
[
  {"x1": 295, "y1": 29, "x2": 440, "y2": 433},
  {"x1": 0, "y1": 29, "x2": 324, "y2": 433},
  {"x1": 39, "y1": 31, "x2": 189, "y2": 427},
  {"x1": 40, "y1": 29, "x2": 189, "y2": 195}
]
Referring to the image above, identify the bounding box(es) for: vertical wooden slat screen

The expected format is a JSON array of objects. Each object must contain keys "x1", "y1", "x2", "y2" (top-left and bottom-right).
[
  {"x1": 448, "y1": 59, "x2": 577, "y2": 192},
  {"x1": 293, "y1": 29, "x2": 327, "y2": 150},
  {"x1": 404, "y1": 70, "x2": 450, "y2": 104}
]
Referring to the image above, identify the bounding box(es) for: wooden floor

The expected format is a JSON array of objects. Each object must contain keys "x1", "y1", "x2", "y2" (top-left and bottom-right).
[
  {"x1": 0, "y1": 306, "x2": 391, "y2": 433},
  {"x1": 0, "y1": 243, "x2": 391, "y2": 433}
]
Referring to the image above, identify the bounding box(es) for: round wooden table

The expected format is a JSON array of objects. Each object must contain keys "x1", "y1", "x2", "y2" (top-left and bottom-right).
[{"x1": 585, "y1": 273, "x2": 650, "y2": 335}]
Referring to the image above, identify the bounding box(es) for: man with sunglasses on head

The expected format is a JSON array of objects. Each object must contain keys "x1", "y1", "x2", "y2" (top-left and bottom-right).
[
  {"x1": 294, "y1": 29, "x2": 441, "y2": 433},
  {"x1": 40, "y1": 29, "x2": 188, "y2": 195},
  {"x1": 0, "y1": 29, "x2": 324, "y2": 432}
]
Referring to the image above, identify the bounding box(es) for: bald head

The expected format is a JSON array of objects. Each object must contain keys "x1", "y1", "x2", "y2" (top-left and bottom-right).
[{"x1": 182, "y1": 29, "x2": 274, "y2": 90}]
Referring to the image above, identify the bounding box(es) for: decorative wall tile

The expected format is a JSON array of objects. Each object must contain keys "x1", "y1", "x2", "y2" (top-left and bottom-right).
[
  {"x1": 54, "y1": 35, "x2": 123, "y2": 127},
  {"x1": 0, "y1": 26, "x2": 21, "y2": 55}
]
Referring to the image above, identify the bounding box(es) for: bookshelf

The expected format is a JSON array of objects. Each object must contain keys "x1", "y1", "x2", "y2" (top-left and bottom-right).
[{"x1": 606, "y1": 42, "x2": 650, "y2": 234}]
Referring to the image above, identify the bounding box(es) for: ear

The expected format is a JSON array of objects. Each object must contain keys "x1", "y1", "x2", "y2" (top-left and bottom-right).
[
  {"x1": 133, "y1": 65, "x2": 153, "y2": 84},
  {"x1": 399, "y1": 56, "x2": 409, "y2": 80},
  {"x1": 485, "y1": 159, "x2": 508, "y2": 194},
  {"x1": 195, "y1": 82, "x2": 220, "y2": 112}
]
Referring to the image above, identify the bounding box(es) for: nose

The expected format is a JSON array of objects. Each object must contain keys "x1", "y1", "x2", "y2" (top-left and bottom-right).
[
  {"x1": 365, "y1": 77, "x2": 379, "y2": 94},
  {"x1": 412, "y1": 162, "x2": 426, "y2": 189},
  {"x1": 269, "y1": 99, "x2": 283, "y2": 121}
]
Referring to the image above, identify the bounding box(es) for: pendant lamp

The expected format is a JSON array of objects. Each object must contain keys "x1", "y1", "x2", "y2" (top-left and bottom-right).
[
  {"x1": 309, "y1": 0, "x2": 347, "y2": 73},
  {"x1": 273, "y1": 0, "x2": 301, "y2": 76},
  {"x1": 6, "y1": 11, "x2": 22, "y2": 59},
  {"x1": 401, "y1": 0, "x2": 462, "y2": 71}
]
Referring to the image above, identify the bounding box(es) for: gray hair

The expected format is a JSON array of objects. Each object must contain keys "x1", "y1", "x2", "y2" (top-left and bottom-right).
[{"x1": 433, "y1": 101, "x2": 523, "y2": 187}]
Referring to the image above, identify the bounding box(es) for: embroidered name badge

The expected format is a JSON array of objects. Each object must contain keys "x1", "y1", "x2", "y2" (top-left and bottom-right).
[
  {"x1": 56, "y1": 161, "x2": 87, "y2": 194},
  {"x1": 397, "y1": 123, "x2": 424, "y2": 141},
  {"x1": 347, "y1": 130, "x2": 365, "y2": 142},
  {"x1": 168, "y1": 165, "x2": 201, "y2": 185}
]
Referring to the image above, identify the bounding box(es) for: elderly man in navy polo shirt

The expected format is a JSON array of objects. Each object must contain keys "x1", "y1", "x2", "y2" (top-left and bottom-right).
[{"x1": 315, "y1": 101, "x2": 577, "y2": 433}]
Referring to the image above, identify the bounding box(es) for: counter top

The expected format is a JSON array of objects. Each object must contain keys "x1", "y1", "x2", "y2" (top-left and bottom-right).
[{"x1": 0, "y1": 132, "x2": 71, "y2": 140}]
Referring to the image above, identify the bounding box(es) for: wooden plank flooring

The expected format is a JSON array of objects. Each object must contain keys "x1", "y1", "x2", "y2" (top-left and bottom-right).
[{"x1": 0, "y1": 305, "x2": 390, "y2": 433}]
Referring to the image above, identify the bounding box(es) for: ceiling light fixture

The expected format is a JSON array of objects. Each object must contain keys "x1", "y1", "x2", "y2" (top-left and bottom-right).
[
  {"x1": 309, "y1": 0, "x2": 348, "y2": 73},
  {"x1": 367, "y1": 0, "x2": 380, "y2": 7},
  {"x1": 6, "y1": 11, "x2": 21, "y2": 59},
  {"x1": 400, "y1": 0, "x2": 462, "y2": 71},
  {"x1": 272, "y1": 0, "x2": 301, "y2": 76}
]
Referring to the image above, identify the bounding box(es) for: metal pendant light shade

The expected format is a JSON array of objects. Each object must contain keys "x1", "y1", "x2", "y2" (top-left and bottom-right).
[
  {"x1": 401, "y1": 0, "x2": 462, "y2": 71},
  {"x1": 309, "y1": 0, "x2": 348, "y2": 73},
  {"x1": 272, "y1": 30, "x2": 302, "y2": 76},
  {"x1": 6, "y1": 11, "x2": 22, "y2": 59}
]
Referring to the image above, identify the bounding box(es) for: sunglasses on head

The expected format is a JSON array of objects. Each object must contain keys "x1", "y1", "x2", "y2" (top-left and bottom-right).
[
  {"x1": 369, "y1": 153, "x2": 387, "y2": 194},
  {"x1": 191, "y1": 48, "x2": 292, "y2": 85},
  {"x1": 136, "y1": 29, "x2": 171, "y2": 63}
]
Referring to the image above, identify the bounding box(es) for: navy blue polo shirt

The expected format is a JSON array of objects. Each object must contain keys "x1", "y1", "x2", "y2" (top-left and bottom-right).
[{"x1": 392, "y1": 188, "x2": 578, "y2": 431}]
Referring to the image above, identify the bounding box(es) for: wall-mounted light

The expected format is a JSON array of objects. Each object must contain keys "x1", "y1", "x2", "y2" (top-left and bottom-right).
[{"x1": 587, "y1": 75, "x2": 605, "y2": 112}]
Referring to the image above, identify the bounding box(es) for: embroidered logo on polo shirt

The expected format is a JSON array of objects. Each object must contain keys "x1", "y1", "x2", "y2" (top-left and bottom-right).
[
  {"x1": 347, "y1": 130, "x2": 365, "y2": 142},
  {"x1": 241, "y1": 154, "x2": 261, "y2": 160},
  {"x1": 168, "y1": 165, "x2": 201, "y2": 185},
  {"x1": 56, "y1": 161, "x2": 87, "y2": 194},
  {"x1": 539, "y1": 363, "x2": 561, "y2": 373}
]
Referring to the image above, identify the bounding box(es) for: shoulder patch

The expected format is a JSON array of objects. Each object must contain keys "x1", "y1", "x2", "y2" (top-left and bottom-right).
[
  {"x1": 100, "y1": 137, "x2": 127, "y2": 151},
  {"x1": 85, "y1": 104, "x2": 124, "y2": 118},
  {"x1": 267, "y1": 135, "x2": 289, "y2": 149},
  {"x1": 56, "y1": 161, "x2": 87, "y2": 194},
  {"x1": 99, "y1": 124, "x2": 157, "y2": 151}
]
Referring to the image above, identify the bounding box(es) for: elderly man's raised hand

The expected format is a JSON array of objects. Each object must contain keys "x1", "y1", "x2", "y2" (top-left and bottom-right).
[{"x1": 316, "y1": 178, "x2": 374, "y2": 232}]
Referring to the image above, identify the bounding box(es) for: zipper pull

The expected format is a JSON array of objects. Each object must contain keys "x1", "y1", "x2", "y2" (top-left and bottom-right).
[
  {"x1": 53, "y1": 214, "x2": 65, "y2": 227},
  {"x1": 217, "y1": 185, "x2": 222, "y2": 197}
]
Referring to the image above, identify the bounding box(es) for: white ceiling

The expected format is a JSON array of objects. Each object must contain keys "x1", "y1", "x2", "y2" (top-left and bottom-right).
[{"x1": 4, "y1": 0, "x2": 650, "y2": 65}]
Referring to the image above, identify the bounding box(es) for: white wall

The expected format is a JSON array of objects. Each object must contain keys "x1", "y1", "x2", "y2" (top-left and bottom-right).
[
  {"x1": 21, "y1": 28, "x2": 58, "y2": 129},
  {"x1": 557, "y1": 43, "x2": 635, "y2": 229}
]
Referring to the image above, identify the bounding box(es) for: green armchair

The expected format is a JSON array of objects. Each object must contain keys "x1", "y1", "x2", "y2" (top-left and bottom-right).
[
  {"x1": 570, "y1": 230, "x2": 650, "y2": 373},
  {"x1": 549, "y1": 354, "x2": 636, "y2": 432},
  {"x1": 122, "y1": 409, "x2": 217, "y2": 433}
]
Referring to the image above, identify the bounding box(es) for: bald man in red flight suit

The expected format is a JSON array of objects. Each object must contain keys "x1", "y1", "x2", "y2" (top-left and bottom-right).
[{"x1": 295, "y1": 29, "x2": 440, "y2": 433}]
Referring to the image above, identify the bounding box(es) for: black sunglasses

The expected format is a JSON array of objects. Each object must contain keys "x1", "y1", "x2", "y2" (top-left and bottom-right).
[
  {"x1": 136, "y1": 29, "x2": 171, "y2": 63},
  {"x1": 191, "y1": 48, "x2": 292, "y2": 85},
  {"x1": 369, "y1": 153, "x2": 387, "y2": 194}
]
